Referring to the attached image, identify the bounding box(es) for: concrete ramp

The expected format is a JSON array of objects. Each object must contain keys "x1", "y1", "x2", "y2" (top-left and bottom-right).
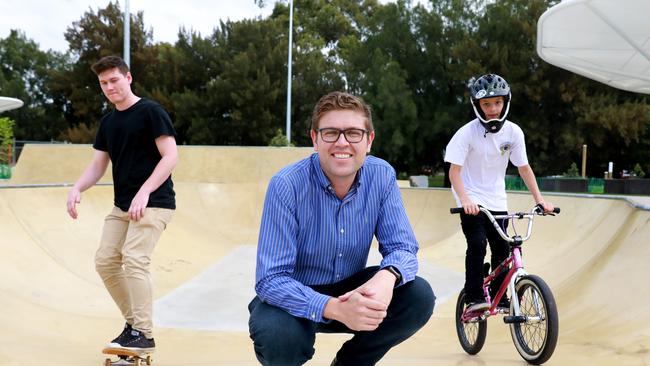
[
  {"x1": 1, "y1": 144, "x2": 649, "y2": 365},
  {"x1": 7, "y1": 144, "x2": 315, "y2": 184}
]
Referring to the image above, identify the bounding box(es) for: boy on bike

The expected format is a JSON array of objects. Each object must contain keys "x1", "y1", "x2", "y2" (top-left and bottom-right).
[{"x1": 444, "y1": 74, "x2": 553, "y2": 312}]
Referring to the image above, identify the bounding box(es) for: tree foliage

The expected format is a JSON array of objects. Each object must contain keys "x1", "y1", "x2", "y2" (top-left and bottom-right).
[
  {"x1": 0, "y1": 0, "x2": 648, "y2": 177},
  {"x1": 0, "y1": 30, "x2": 67, "y2": 140},
  {"x1": 0, "y1": 117, "x2": 14, "y2": 163},
  {"x1": 48, "y1": 1, "x2": 158, "y2": 140}
]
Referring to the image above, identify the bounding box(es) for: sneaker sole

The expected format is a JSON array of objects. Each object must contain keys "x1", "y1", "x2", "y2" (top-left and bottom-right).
[{"x1": 466, "y1": 303, "x2": 490, "y2": 312}]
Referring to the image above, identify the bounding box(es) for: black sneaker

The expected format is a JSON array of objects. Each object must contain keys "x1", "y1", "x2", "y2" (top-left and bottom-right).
[
  {"x1": 107, "y1": 322, "x2": 132, "y2": 348},
  {"x1": 465, "y1": 301, "x2": 490, "y2": 312},
  {"x1": 117, "y1": 329, "x2": 155, "y2": 352}
]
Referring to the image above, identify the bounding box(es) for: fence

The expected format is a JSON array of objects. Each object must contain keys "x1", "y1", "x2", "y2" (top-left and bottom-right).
[
  {"x1": 418, "y1": 175, "x2": 606, "y2": 193},
  {"x1": 505, "y1": 176, "x2": 604, "y2": 194},
  {"x1": 0, "y1": 164, "x2": 10, "y2": 179}
]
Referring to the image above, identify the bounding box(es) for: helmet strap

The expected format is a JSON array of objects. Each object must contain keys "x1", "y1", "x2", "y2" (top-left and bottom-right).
[{"x1": 471, "y1": 93, "x2": 511, "y2": 134}]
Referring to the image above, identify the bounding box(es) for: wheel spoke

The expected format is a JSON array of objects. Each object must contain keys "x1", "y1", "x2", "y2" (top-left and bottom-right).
[
  {"x1": 510, "y1": 275, "x2": 558, "y2": 364},
  {"x1": 456, "y1": 291, "x2": 487, "y2": 355}
]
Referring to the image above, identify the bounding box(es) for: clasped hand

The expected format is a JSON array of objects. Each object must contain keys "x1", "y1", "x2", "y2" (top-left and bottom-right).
[{"x1": 328, "y1": 270, "x2": 396, "y2": 331}]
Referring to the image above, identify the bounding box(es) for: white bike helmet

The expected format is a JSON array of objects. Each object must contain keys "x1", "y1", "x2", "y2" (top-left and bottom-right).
[{"x1": 469, "y1": 74, "x2": 511, "y2": 133}]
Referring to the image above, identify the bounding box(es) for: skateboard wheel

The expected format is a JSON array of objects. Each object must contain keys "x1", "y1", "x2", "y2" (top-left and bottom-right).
[
  {"x1": 104, "y1": 359, "x2": 111, "y2": 366},
  {"x1": 134, "y1": 358, "x2": 141, "y2": 366}
]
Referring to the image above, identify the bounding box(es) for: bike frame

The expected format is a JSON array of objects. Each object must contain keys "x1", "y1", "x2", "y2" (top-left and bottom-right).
[
  {"x1": 461, "y1": 206, "x2": 544, "y2": 322},
  {"x1": 475, "y1": 246, "x2": 528, "y2": 318}
]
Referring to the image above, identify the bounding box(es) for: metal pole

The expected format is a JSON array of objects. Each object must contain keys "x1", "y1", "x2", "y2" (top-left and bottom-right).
[
  {"x1": 124, "y1": 0, "x2": 130, "y2": 67},
  {"x1": 285, "y1": 0, "x2": 293, "y2": 145},
  {"x1": 581, "y1": 144, "x2": 587, "y2": 178}
]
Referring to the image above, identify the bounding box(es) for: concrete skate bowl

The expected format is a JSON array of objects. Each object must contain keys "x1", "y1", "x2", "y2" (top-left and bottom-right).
[{"x1": 1, "y1": 144, "x2": 649, "y2": 365}]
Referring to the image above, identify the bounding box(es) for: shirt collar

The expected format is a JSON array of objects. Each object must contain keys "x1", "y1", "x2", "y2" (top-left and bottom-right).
[{"x1": 310, "y1": 153, "x2": 364, "y2": 192}]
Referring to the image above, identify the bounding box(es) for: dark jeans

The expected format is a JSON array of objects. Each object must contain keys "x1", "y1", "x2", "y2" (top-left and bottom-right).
[
  {"x1": 460, "y1": 211, "x2": 509, "y2": 302},
  {"x1": 248, "y1": 266, "x2": 435, "y2": 366}
]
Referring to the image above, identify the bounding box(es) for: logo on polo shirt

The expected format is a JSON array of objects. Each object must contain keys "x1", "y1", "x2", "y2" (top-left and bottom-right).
[{"x1": 499, "y1": 142, "x2": 512, "y2": 156}]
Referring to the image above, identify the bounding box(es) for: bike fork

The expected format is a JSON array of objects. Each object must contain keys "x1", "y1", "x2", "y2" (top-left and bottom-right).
[{"x1": 508, "y1": 268, "x2": 527, "y2": 316}]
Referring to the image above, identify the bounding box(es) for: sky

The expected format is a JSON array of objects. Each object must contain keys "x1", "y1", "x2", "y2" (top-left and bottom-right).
[
  {"x1": 0, "y1": 0, "x2": 420, "y2": 53},
  {"x1": 0, "y1": 0, "x2": 273, "y2": 52}
]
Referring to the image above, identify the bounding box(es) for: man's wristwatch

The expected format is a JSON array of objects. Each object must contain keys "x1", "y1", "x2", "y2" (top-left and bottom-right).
[{"x1": 383, "y1": 266, "x2": 402, "y2": 285}]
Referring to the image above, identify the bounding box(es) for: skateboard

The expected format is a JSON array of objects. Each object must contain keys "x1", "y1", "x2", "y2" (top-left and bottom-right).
[{"x1": 102, "y1": 347, "x2": 153, "y2": 366}]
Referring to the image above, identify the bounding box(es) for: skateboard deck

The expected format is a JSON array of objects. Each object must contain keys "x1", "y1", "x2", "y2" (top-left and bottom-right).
[{"x1": 102, "y1": 347, "x2": 152, "y2": 366}]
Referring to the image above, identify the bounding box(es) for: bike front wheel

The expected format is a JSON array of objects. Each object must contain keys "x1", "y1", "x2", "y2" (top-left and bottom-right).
[
  {"x1": 510, "y1": 275, "x2": 559, "y2": 364},
  {"x1": 455, "y1": 289, "x2": 487, "y2": 355}
]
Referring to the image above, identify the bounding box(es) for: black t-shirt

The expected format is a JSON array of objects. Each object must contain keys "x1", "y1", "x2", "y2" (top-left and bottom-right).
[{"x1": 94, "y1": 98, "x2": 176, "y2": 211}]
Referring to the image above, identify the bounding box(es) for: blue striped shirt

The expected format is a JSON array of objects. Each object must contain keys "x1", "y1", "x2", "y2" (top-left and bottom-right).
[{"x1": 255, "y1": 153, "x2": 419, "y2": 322}]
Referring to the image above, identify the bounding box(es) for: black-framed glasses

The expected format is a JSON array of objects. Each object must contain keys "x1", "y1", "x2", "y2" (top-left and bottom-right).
[{"x1": 317, "y1": 128, "x2": 369, "y2": 143}]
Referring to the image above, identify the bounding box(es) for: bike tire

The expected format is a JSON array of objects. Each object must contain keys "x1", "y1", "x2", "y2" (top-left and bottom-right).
[
  {"x1": 455, "y1": 289, "x2": 487, "y2": 355},
  {"x1": 510, "y1": 275, "x2": 559, "y2": 364}
]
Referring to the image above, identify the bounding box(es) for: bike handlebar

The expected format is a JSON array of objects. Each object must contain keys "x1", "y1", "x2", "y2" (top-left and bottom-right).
[
  {"x1": 450, "y1": 207, "x2": 464, "y2": 214},
  {"x1": 450, "y1": 205, "x2": 560, "y2": 215},
  {"x1": 449, "y1": 205, "x2": 560, "y2": 243}
]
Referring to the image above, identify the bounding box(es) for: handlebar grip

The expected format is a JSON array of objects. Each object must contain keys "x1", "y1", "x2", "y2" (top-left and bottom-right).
[
  {"x1": 450, "y1": 207, "x2": 464, "y2": 214},
  {"x1": 553, "y1": 207, "x2": 561, "y2": 214}
]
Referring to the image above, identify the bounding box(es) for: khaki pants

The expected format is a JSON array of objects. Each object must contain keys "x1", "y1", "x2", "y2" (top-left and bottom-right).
[{"x1": 95, "y1": 206, "x2": 173, "y2": 339}]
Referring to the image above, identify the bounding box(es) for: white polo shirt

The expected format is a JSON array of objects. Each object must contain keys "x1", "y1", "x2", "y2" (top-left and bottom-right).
[{"x1": 444, "y1": 119, "x2": 528, "y2": 211}]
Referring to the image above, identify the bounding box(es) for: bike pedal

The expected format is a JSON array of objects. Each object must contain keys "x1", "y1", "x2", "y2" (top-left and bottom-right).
[{"x1": 503, "y1": 315, "x2": 526, "y2": 324}]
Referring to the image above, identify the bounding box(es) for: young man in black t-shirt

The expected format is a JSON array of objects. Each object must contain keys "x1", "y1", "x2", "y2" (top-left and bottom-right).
[{"x1": 66, "y1": 55, "x2": 177, "y2": 353}]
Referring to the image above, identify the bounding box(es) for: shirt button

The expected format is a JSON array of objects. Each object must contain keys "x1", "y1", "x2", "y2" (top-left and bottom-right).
[
  {"x1": 338, "y1": 253, "x2": 342, "y2": 257},
  {"x1": 311, "y1": 313, "x2": 316, "y2": 319},
  {"x1": 336, "y1": 274, "x2": 340, "y2": 279},
  {"x1": 340, "y1": 228, "x2": 344, "y2": 234}
]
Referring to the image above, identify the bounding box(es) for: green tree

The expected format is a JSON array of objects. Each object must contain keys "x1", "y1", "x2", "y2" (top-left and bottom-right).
[
  {"x1": 0, "y1": 30, "x2": 67, "y2": 140},
  {"x1": 266, "y1": 0, "x2": 348, "y2": 146},
  {"x1": 158, "y1": 29, "x2": 222, "y2": 144},
  {"x1": 0, "y1": 117, "x2": 14, "y2": 178},
  {"x1": 336, "y1": 1, "x2": 427, "y2": 172},
  {"x1": 48, "y1": 1, "x2": 160, "y2": 142},
  {"x1": 444, "y1": 0, "x2": 650, "y2": 177},
  {"x1": 169, "y1": 18, "x2": 288, "y2": 145},
  {"x1": 3, "y1": 0, "x2": 649, "y2": 178},
  {"x1": 0, "y1": 117, "x2": 14, "y2": 162},
  {"x1": 412, "y1": 0, "x2": 477, "y2": 174}
]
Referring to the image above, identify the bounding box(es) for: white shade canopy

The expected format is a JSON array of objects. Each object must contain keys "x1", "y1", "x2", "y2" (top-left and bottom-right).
[
  {"x1": 0, "y1": 97, "x2": 24, "y2": 113},
  {"x1": 537, "y1": 0, "x2": 650, "y2": 94}
]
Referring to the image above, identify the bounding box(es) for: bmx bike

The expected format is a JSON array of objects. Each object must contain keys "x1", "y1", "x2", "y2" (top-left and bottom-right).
[{"x1": 450, "y1": 204, "x2": 560, "y2": 364}]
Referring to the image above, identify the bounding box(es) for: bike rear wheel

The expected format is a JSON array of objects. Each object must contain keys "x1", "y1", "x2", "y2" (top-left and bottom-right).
[
  {"x1": 455, "y1": 290, "x2": 487, "y2": 355},
  {"x1": 510, "y1": 275, "x2": 559, "y2": 364}
]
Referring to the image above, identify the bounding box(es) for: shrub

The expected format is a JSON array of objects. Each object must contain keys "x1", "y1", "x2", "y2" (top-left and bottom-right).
[
  {"x1": 633, "y1": 163, "x2": 646, "y2": 178},
  {"x1": 268, "y1": 129, "x2": 294, "y2": 147},
  {"x1": 564, "y1": 162, "x2": 580, "y2": 177}
]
